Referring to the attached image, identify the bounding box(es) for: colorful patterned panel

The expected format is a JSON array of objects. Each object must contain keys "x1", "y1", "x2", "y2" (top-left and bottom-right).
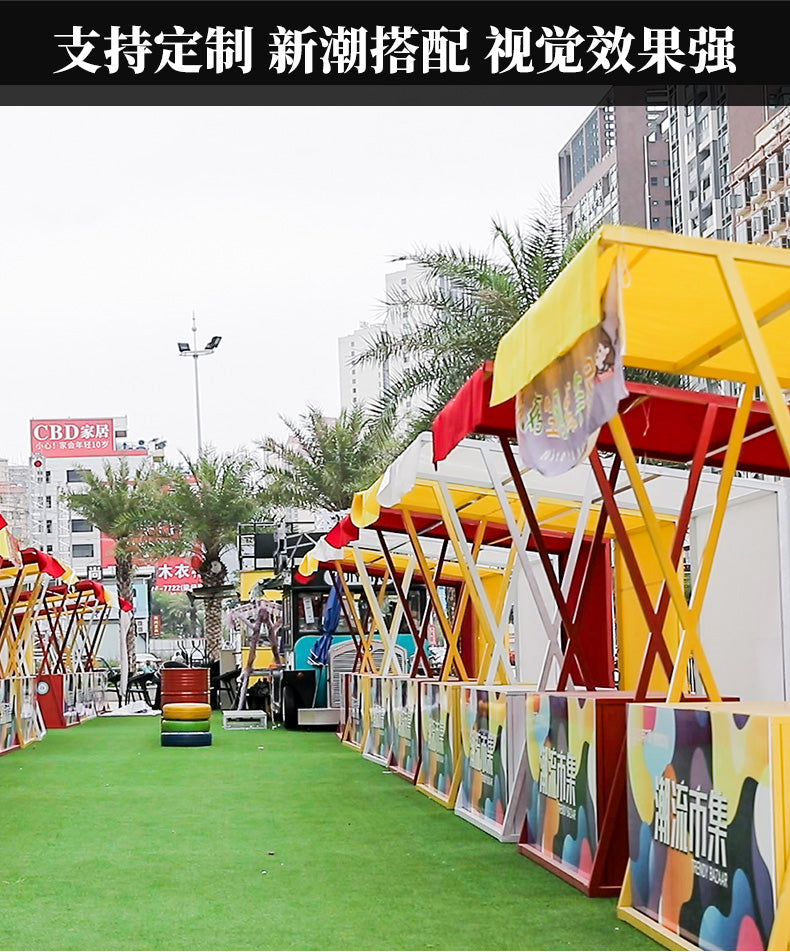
[
  {"x1": 92, "y1": 670, "x2": 109, "y2": 714},
  {"x1": 417, "y1": 681, "x2": 459, "y2": 806},
  {"x1": 343, "y1": 673, "x2": 364, "y2": 750},
  {"x1": 626, "y1": 704, "x2": 775, "y2": 951},
  {"x1": 457, "y1": 686, "x2": 509, "y2": 827},
  {"x1": 388, "y1": 677, "x2": 420, "y2": 781},
  {"x1": 0, "y1": 678, "x2": 17, "y2": 752},
  {"x1": 524, "y1": 693, "x2": 597, "y2": 876},
  {"x1": 63, "y1": 672, "x2": 78, "y2": 723},
  {"x1": 363, "y1": 676, "x2": 390, "y2": 764},
  {"x1": 15, "y1": 677, "x2": 40, "y2": 746}
]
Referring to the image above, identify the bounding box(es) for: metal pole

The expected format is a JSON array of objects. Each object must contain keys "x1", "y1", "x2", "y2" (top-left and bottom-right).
[{"x1": 191, "y1": 311, "x2": 203, "y2": 455}]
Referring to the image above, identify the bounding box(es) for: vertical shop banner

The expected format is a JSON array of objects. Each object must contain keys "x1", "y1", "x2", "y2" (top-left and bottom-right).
[
  {"x1": 626, "y1": 705, "x2": 776, "y2": 951},
  {"x1": 417, "y1": 681, "x2": 459, "y2": 805},
  {"x1": 388, "y1": 676, "x2": 421, "y2": 781},
  {"x1": 515, "y1": 266, "x2": 627, "y2": 477},
  {"x1": 524, "y1": 693, "x2": 598, "y2": 875},
  {"x1": 363, "y1": 676, "x2": 390, "y2": 765},
  {"x1": 457, "y1": 686, "x2": 508, "y2": 827}
]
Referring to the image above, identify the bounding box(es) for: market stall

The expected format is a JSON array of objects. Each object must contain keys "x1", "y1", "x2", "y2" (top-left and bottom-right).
[
  {"x1": 0, "y1": 539, "x2": 68, "y2": 753},
  {"x1": 33, "y1": 577, "x2": 115, "y2": 728},
  {"x1": 489, "y1": 224, "x2": 790, "y2": 943}
]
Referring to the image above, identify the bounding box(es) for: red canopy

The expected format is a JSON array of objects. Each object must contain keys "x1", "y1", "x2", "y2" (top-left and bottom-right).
[
  {"x1": 431, "y1": 362, "x2": 790, "y2": 478},
  {"x1": 432, "y1": 361, "x2": 514, "y2": 463}
]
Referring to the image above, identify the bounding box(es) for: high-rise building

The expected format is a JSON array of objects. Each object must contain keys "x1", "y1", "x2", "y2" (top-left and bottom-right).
[
  {"x1": 663, "y1": 87, "x2": 765, "y2": 240},
  {"x1": 558, "y1": 93, "x2": 671, "y2": 238},
  {"x1": 338, "y1": 261, "x2": 432, "y2": 419},
  {"x1": 559, "y1": 89, "x2": 769, "y2": 241}
]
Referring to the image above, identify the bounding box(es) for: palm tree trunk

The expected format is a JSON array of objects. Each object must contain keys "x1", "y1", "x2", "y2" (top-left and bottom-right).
[
  {"x1": 116, "y1": 554, "x2": 136, "y2": 678},
  {"x1": 204, "y1": 595, "x2": 223, "y2": 662}
]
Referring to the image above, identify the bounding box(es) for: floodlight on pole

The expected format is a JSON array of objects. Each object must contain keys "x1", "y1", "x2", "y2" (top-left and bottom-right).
[{"x1": 177, "y1": 311, "x2": 221, "y2": 456}]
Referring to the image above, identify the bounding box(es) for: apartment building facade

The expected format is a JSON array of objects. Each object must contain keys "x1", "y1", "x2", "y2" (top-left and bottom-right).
[
  {"x1": 558, "y1": 95, "x2": 671, "y2": 237},
  {"x1": 731, "y1": 106, "x2": 790, "y2": 248}
]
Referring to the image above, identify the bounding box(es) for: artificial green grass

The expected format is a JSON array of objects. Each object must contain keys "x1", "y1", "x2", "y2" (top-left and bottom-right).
[{"x1": 0, "y1": 714, "x2": 659, "y2": 951}]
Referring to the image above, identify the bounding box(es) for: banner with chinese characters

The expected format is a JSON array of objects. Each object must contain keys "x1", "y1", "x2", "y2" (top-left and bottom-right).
[
  {"x1": 387, "y1": 676, "x2": 421, "y2": 782},
  {"x1": 416, "y1": 681, "x2": 461, "y2": 808},
  {"x1": 153, "y1": 557, "x2": 202, "y2": 593},
  {"x1": 30, "y1": 418, "x2": 116, "y2": 457},
  {"x1": 362, "y1": 676, "x2": 390, "y2": 765},
  {"x1": 523, "y1": 693, "x2": 597, "y2": 874},
  {"x1": 456, "y1": 686, "x2": 510, "y2": 836},
  {"x1": 515, "y1": 265, "x2": 627, "y2": 477},
  {"x1": 342, "y1": 673, "x2": 365, "y2": 751},
  {"x1": 625, "y1": 703, "x2": 776, "y2": 951}
]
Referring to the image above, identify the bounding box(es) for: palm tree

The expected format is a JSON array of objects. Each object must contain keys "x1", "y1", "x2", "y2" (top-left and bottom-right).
[
  {"x1": 158, "y1": 447, "x2": 263, "y2": 662},
  {"x1": 352, "y1": 203, "x2": 592, "y2": 439},
  {"x1": 66, "y1": 460, "x2": 165, "y2": 677},
  {"x1": 257, "y1": 404, "x2": 396, "y2": 513}
]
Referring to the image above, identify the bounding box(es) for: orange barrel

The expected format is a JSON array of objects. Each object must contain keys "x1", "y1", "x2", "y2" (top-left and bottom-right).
[{"x1": 160, "y1": 667, "x2": 210, "y2": 709}]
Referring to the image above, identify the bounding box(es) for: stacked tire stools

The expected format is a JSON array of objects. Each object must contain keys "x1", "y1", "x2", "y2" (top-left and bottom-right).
[{"x1": 160, "y1": 666, "x2": 213, "y2": 748}]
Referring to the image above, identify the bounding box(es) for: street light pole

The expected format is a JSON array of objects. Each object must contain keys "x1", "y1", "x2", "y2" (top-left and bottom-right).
[
  {"x1": 177, "y1": 313, "x2": 222, "y2": 458},
  {"x1": 191, "y1": 312, "x2": 203, "y2": 454}
]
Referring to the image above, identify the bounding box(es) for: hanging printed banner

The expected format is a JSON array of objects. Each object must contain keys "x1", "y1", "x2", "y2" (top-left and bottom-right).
[
  {"x1": 626, "y1": 704, "x2": 776, "y2": 951},
  {"x1": 515, "y1": 265, "x2": 627, "y2": 476}
]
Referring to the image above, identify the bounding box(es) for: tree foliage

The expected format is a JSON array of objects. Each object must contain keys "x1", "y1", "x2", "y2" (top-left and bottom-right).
[
  {"x1": 257, "y1": 404, "x2": 396, "y2": 514},
  {"x1": 157, "y1": 447, "x2": 263, "y2": 660},
  {"x1": 66, "y1": 459, "x2": 166, "y2": 674},
  {"x1": 353, "y1": 203, "x2": 592, "y2": 440}
]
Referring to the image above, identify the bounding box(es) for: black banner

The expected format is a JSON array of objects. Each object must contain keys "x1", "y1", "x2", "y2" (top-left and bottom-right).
[{"x1": 0, "y1": 2, "x2": 784, "y2": 105}]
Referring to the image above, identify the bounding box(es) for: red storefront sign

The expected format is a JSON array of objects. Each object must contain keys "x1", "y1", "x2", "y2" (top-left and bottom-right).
[
  {"x1": 100, "y1": 535, "x2": 201, "y2": 592},
  {"x1": 31, "y1": 418, "x2": 115, "y2": 457},
  {"x1": 153, "y1": 557, "x2": 202, "y2": 592}
]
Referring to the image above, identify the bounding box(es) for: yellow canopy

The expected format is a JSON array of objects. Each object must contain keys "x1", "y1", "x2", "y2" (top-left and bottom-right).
[{"x1": 492, "y1": 224, "x2": 790, "y2": 405}]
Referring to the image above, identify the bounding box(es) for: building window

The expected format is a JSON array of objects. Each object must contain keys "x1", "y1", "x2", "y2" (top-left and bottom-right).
[
  {"x1": 66, "y1": 469, "x2": 86, "y2": 483},
  {"x1": 45, "y1": 496, "x2": 52, "y2": 508},
  {"x1": 46, "y1": 520, "x2": 53, "y2": 534},
  {"x1": 650, "y1": 177, "x2": 658, "y2": 187},
  {"x1": 46, "y1": 545, "x2": 53, "y2": 554},
  {"x1": 71, "y1": 543, "x2": 94, "y2": 559},
  {"x1": 45, "y1": 470, "x2": 51, "y2": 483},
  {"x1": 71, "y1": 519, "x2": 93, "y2": 533}
]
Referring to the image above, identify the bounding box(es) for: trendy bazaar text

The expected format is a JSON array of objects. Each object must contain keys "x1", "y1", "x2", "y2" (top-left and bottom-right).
[{"x1": 653, "y1": 777, "x2": 729, "y2": 886}]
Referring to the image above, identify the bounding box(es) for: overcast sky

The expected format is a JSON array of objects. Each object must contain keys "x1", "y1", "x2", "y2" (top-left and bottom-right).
[{"x1": 0, "y1": 104, "x2": 593, "y2": 465}]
